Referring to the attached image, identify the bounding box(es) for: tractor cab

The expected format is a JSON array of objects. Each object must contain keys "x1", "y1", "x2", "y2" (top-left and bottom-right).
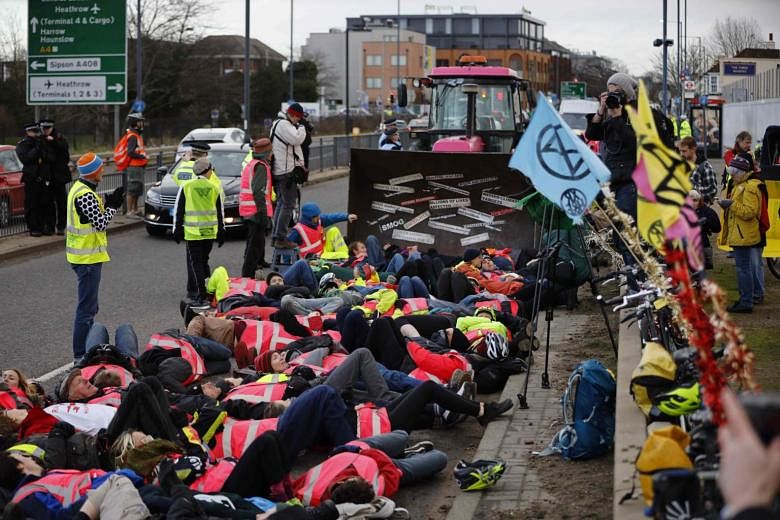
[{"x1": 401, "y1": 55, "x2": 534, "y2": 153}]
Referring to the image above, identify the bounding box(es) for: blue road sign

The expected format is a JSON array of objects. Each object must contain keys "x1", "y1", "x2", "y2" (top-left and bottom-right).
[
  {"x1": 699, "y1": 95, "x2": 708, "y2": 106},
  {"x1": 131, "y1": 99, "x2": 146, "y2": 113}
]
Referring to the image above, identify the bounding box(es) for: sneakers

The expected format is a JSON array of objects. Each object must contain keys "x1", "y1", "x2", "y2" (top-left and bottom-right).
[
  {"x1": 453, "y1": 459, "x2": 507, "y2": 491},
  {"x1": 449, "y1": 368, "x2": 474, "y2": 390},
  {"x1": 477, "y1": 399, "x2": 514, "y2": 426},
  {"x1": 403, "y1": 440, "x2": 434, "y2": 457},
  {"x1": 233, "y1": 341, "x2": 256, "y2": 369},
  {"x1": 753, "y1": 296, "x2": 764, "y2": 305},
  {"x1": 727, "y1": 302, "x2": 753, "y2": 314}
]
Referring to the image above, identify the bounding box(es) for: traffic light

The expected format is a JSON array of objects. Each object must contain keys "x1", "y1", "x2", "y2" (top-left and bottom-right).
[{"x1": 389, "y1": 94, "x2": 395, "y2": 105}]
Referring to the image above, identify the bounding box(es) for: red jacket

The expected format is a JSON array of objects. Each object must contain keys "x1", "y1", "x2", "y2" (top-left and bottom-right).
[
  {"x1": 406, "y1": 340, "x2": 470, "y2": 382},
  {"x1": 453, "y1": 262, "x2": 523, "y2": 295}
]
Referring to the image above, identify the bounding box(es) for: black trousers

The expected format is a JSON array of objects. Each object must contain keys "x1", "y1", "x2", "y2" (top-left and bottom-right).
[
  {"x1": 241, "y1": 217, "x2": 266, "y2": 278},
  {"x1": 386, "y1": 380, "x2": 480, "y2": 432},
  {"x1": 186, "y1": 240, "x2": 213, "y2": 300},
  {"x1": 51, "y1": 180, "x2": 68, "y2": 231},
  {"x1": 222, "y1": 430, "x2": 290, "y2": 497},
  {"x1": 105, "y1": 378, "x2": 180, "y2": 444},
  {"x1": 24, "y1": 179, "x2": 52, "y2": 233}
]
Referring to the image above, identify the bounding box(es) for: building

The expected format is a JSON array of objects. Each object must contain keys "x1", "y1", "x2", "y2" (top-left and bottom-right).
[
  {"x1": 190, "y1": 35, "x2": 286, "y2": 75},
  {"x1": 301, "y1": 25, "x2": 431, "y2": 112},
  {"x1": 543, "y1": 39, "x2": 573, "y2": 96},
  {"x1": 704, "y1": 36, "x2": 780, "y2": 102},
  {"x1": 353, "y1": 12, "x2": 553, "y2": 92}
]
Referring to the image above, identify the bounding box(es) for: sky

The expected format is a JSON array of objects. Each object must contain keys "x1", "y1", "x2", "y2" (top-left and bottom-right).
[{"x1": 2, "y1": 0, "x2": 779, "y2": 76}]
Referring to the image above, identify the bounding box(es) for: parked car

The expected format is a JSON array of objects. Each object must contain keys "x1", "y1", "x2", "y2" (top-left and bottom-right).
[
  {"x1": 144, "y1": 142, "x2": 299, "y2": 236},
  {"x1": 175, "y1": 127, "x2": 247, "y2": 161},
  {"x1": 0, "y1": 145, "x2": 25, "y2": 227},
  {"x1": 559, "y1": 99, "x2": 600, "y2": 155}
]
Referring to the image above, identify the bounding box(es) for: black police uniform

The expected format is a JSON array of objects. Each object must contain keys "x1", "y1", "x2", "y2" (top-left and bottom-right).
[{"x1": 15, "y1": 129, "x2": 53, "y2": 235}]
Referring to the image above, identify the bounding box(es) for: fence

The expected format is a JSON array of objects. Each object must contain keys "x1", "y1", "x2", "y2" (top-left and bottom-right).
[
  {"x1": 1, "y1": 132, "x2": 388, "y2": 238},
  {"x1": 724, "y1": 67, "x2": 780, "y2": 103}
]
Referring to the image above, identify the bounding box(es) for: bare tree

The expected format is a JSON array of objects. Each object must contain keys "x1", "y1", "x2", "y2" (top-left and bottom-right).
[
  {"x1": 127, "y1": 0, "x2": 211, "y2": 43},
  {"x1": 0, "y1": 13, "x2": 26, "y2": 62},
  {"x1": 707, "y1": 16, "x2": 762, "y2": 58},
  {"x1": 650, "y1": 44, "x2": 710, "y2": 102},
  {"x1": 301, "y1": 49, "x2": 339, "y2": 100}
]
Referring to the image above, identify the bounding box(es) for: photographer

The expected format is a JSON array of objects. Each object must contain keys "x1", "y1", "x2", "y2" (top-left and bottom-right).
[
  {"x1": 270, "y1": 103, "x2": 308, "y2": 249},
  {"x1": 586, "y1": 73, "x2": 674, "y2": 263},
  {"x1": 15, "y1": 122, "x2": 53, "y2": 237}
]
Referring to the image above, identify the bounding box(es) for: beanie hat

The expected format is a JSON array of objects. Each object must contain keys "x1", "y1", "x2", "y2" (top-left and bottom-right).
[
  {"x1": 287, "y1": 103, "x2": 304, "y2": 119},
  {"x1": 607, "y1": 72, "x2": 638, "y2": 101},
  {"x1": 77, "y1": 152, "x2": 104, "y2": 179},
  {"x1": 57, "y1": 368, "x2": 82, "y2": 402},
  {"x1": 301, "y1": 202, "x2": 321, "y2": 221},
  {"x1": 252, "y1": 137, "x2": 272, "y2": 153},
  {"x1": 463, "y1": 248, "x2": 481, "y2": 263},
  {"x1": 265, "y1": 271, "x2": 283, "y2": 285},
  {"x1": 256, "y1": 350, "x2": 275, "y2": 373},
  {"x1": 730, "y1": 153, "x2": 753, "y2": 173},
  {"x1": 193, "y1": 157, "x2": 212, "y2": 176}
]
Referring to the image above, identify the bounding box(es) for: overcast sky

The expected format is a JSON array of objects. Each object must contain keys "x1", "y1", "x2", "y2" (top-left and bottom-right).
[{"x1": 3, "y1": 0, "x2": 779, "y2": 77}]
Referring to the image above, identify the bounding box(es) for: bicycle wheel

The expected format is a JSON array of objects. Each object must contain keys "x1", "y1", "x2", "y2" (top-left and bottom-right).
[{"x1": 768, "y1": 258, "x2": 780, "y2": 280}]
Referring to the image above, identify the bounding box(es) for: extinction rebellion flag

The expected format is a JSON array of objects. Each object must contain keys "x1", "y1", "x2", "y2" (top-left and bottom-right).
[{"x1": 509, "y1": 92, "x2": 610, "y2": 224}]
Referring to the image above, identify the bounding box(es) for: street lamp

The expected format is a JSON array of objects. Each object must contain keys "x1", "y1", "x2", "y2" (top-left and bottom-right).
[
  {"x1": 396, "y1": 0, "x2": 400, "y2": 114},
  {"x1": 289, "y1": 0, "x2": 294, "y2": 100},
  {"x1": 244, "y1": 0, "x2": 250, "y2": 134},
  {"x1": 136, "y1": 0, "x2": 142, "y2": 103}
]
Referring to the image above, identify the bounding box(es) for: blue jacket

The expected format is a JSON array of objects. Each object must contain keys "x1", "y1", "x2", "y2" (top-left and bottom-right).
[{"x1": 287, "y1": 212, "x2": 348, "y2": 243}]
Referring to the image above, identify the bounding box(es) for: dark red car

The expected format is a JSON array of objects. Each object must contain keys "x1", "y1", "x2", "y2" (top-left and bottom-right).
[{"x1": 0, "y1": 145, "x2": 25, "y2": 227}]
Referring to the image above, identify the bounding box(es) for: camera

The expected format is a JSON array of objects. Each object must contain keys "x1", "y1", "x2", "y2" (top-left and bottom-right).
[{"x1": 605, "y1": 91, "x2": 626, "y2": 109}]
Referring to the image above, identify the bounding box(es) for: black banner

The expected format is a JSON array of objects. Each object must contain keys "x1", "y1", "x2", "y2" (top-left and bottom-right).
[{"x1": 348, "y1": 149, "x2": 536, "y2": 257}]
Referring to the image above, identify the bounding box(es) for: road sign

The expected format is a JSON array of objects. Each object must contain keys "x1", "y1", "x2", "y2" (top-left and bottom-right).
[
  {"x1": 131, "y1": 100, "x2": 146, "y2": 113},
  {"x1": 27, "y1": 0, "x2": 127, "y2": 105},
  {"x1": 699, "y1": 95, "x2": 708, "y2": 106},
  {"x1": 683, "y1": 80, "x2": 695, "y2": 91},
  {"x1": 560, "y1": 81, "x2": 586, "y2": 99}
]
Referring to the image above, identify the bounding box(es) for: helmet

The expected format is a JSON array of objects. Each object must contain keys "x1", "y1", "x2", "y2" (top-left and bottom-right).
[
  {"x1": 483, "y1": 332, "x2": 508, "y2": 360},
  {"x1": 473, "y1": 306, "x2": 496, "y2": 321},
  {"x1": 127, "y1": 112, "x2": 145, "y2": 128},
  {"x1": 318, "y1": 272, "x2": 336, "y2": 291},
  {"x1": 453, "y1": 459, "x2": 506, "y2": 491},
  {"x1": 654, "y1": 381, "x2": 701, "y2": 416}
]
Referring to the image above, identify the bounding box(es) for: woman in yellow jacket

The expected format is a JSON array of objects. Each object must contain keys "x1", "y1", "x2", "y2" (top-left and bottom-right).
[{"x1": 718, "y1": 154, "x2": 763, "y2": 313}]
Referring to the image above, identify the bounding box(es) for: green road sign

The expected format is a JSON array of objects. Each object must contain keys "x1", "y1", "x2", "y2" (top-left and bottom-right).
[
  {"x1": 27, "y1": 0, "x2": 127, "y2": 105},
  {"x1": 560, "y1": 81, "x2": 586, "y2": 99}
]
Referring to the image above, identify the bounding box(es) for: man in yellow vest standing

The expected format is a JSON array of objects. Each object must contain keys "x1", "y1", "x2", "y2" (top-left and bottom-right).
[
  {"x1": 67, "y1": 153, "x2": 125, "y2": 362},
  {"x1": 171, "y1": 142, "x2": 210, "y2": 187},
  {"x1": 173, "y1": 157, "x2": 225, "y2": 306}
]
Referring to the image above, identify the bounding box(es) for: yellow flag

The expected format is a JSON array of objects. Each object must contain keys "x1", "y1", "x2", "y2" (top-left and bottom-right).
[{"x1": 625, "y1": 81, "x2": 692, "y2": 250}]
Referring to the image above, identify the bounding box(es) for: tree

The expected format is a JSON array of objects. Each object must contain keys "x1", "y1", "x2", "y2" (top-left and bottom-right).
[{"x1": 707, "y1": 17, "x2": 762, "y2": 58}]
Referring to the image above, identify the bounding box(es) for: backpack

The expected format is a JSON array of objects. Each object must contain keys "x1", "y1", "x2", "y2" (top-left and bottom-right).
[
  {"x1": 539, "y1": 359, "x2": 616, "y2": 460},
  {"x1": 113, "y1": 133, "x2": 132, "y2": 170}
]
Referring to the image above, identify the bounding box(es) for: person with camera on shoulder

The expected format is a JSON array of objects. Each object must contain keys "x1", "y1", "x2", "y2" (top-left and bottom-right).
[{"x1": 270, "y1": 103, "x2": 308, "y2": 249}]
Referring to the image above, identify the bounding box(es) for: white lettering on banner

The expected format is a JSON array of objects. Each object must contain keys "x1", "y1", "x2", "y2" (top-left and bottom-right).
[
  {"x1": 429, "y1": 198, "x2": 471, "y2": 210},
  {"x1": 457, "y1": 207, "x2": 495, "y2": 224},
  {"x1": 388, "y1": 173, "x2": 424, "y2": 185},
  {"x1": 403, "y1": 210, "x2": 430, "y2": 230},
  {"x1": 457, "y1": 176, "x2": 499, "y2": 187},
  {"x1": 392, "y1": 229, "x2": 435, "y2": 244},
  {"x1": 367, "y1": 214, "x2": 390, "y2": 226},
  {"x1": 380, "y1": 219, "x2": 405, "y2": 232},
  {"x1": 429, "y1": 213, "x2": 457, "y2": 221},
  {"x1": 428, "y1": 181, "x2": 470, "y2": 196},
  {"x1": 29, "y1": 76, "x2": 106, "y2": 102},
  {"x1": 480, "y1": 191, "x2": 521, "y2": 209},
  {"x1": 428, "y1": 220, "x2": 470, "y2": 235},
  {"x1": 371, "y1": 201, "x2": 414, "y2": 214},
  {"x1": 373, "y1": 183, "x2": 414, "y2": 194},
  {"x1": 425, "y1": 174, "x2": 464, "y2": 181},
  {"x1": 461, "y1": 232, "x2": 490, "y2": 246}
]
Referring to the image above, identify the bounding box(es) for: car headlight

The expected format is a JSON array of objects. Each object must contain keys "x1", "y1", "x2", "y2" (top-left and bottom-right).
[
  {"x1": 223, "y1": 193, "x2": 239, "y2": 206},
  {"x1": 146, "y1": 190, "x2": 161, "y2": 204}
]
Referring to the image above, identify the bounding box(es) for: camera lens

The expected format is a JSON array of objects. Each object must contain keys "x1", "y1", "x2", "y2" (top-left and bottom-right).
[{"x1": 605, "y1": 93, "x2": 621, "y2": 109}]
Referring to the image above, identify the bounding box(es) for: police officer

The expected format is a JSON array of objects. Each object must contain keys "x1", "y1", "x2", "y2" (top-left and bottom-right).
[
  {"x1": 172, "y1": 157, "x2": 225, "y2": 306},
  {"x1": 239, "y1": 138, "x2": 274, "y2": 277},
  {"x1": 15, "y1": 123, "x2": 52, "y2": 236},
  {"x1": 172, "y1": 142, "x2": 210, "y2": 187},
  {"x1": 67, "y1": 153, "x2": 125, "y2": 362},
  {"x1": 39, "y1": 119, "x2": 71, "y2": 235}
]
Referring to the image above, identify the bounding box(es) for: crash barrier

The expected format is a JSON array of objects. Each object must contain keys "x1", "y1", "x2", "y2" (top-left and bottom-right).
[
  {"x1": 0, "y1": 147, "x2": 177, "y2": 238},
  {"x1": 347, "y1": 149, "x2": 536, "y2": 257}
]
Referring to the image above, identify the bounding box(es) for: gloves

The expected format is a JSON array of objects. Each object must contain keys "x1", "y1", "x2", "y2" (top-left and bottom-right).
[
  {"x1": 49, "y1": 421, "x2": 76, "y2": 439},
  {"x1": 717, "y1": 198, "x2": 733, "y2": 209},
  {"x1": 106, "y1": 186, "x2": 125, "y2": 210},
  {"x1": 217, "y1": 231, "x2": 224, "y2": 248},
  {"x1": 291, "y1": 365, "x2": 316, "y2": 381},
  {"x1": 173, "y1": 228, "x2": 183, "y2": 244}
]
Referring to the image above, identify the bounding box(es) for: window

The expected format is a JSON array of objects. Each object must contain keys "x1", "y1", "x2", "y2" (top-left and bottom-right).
[
  {"x1": 430, "y1": 83, "x2": 515, "y2": 131},
  {"x1": 435, "y1": 59, "x2": 450, "y2": 67},
  {"x1": 453, "y1": 18, "x2": 471, "y2": 34},
  {"x1": 366, "y1": 55, "x2": 382, "y2": 66},
  {"x1": 472, "y1": 18, "x2": 480, "y2": 34},
  {"x1": 391, "y1": 55, "x2": 407, "y2": 66},
  {"x1": 391, "y1": 77, "x2": 401, "y2": 88},
  {"x1": 708, "y1": 75, "x2": 719, "y2": 94},
  {"x1": 483, "y1": 19, "x2": 505, "y2": 35},
  {"x1": 445, "y1": 19, "x2": 452, "y2": 34},
  {"x1": 408, "y1": 18, "x2": 425, "y2": 33},
  {"x1": 509, "y1": 54, "x2": 522, "y2": 72},
  {"x1": 366, "y1": 77, "x2": 382, "y2": 88},
  {"x1": 432, "y1": 19, "x2": 446, "y2": 34}
]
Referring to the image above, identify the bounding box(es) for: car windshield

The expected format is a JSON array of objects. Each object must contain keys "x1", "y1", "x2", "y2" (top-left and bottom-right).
[
  {"x1": 207, "y1": 150, "x2": 246, "y2": 177},
  {"x1": 430, "y1": 82, "x2": 514, "y2": 131},
  {"x1": 561, "y1": 113, "x2": 588, "y2": 131},
  {"x1": 0, "y1": 150, "x2": 22, "y2": 172}
]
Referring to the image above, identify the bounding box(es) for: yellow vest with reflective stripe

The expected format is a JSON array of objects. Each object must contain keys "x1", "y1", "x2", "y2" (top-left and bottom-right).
[
  {"x1": 241, "y1": 150, "x2": 253, "y2": 170},
  {"x1": 172, "y1": 160, "x2": 195, "y2": 187},
  {"x1": 66, "y1": 181, "x2": 110, "y2": 264},
  {"x1": 7, "y1": 443, "x2": 45, "y2": 461},
  {"x1": 183, "y1": 177, "x2": 219, "y2": 241}
]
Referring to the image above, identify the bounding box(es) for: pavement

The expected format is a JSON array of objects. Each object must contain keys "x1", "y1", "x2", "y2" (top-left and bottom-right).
[{"x1": 0, "y1": 166, "x2": 350, "y2": 265}]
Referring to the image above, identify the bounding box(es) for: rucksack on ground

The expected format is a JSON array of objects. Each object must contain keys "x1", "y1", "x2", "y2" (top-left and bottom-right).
[
  {"x1": 538, "y1": 359, "x2": 616, "y2": 460},
  {"x1": 113, "y1": 134, "x2": 131, "y2": 170}
]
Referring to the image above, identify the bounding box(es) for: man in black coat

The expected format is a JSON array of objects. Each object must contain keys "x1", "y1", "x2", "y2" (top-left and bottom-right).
[
  {"x1": 15, "y1": 122, "x2": 53, "y2": 236},
  {"x1": 39, "y1": 119, "x2": 71, "y2": 235}
]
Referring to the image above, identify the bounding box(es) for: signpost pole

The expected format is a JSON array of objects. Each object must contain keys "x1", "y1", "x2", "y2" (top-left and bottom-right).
[
  {"x1": 114, "y1": 105, "x2": 120, "y2": 144},
  {"x1": 136, "y1": 0, "x2": 141, "y2": 102}
]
